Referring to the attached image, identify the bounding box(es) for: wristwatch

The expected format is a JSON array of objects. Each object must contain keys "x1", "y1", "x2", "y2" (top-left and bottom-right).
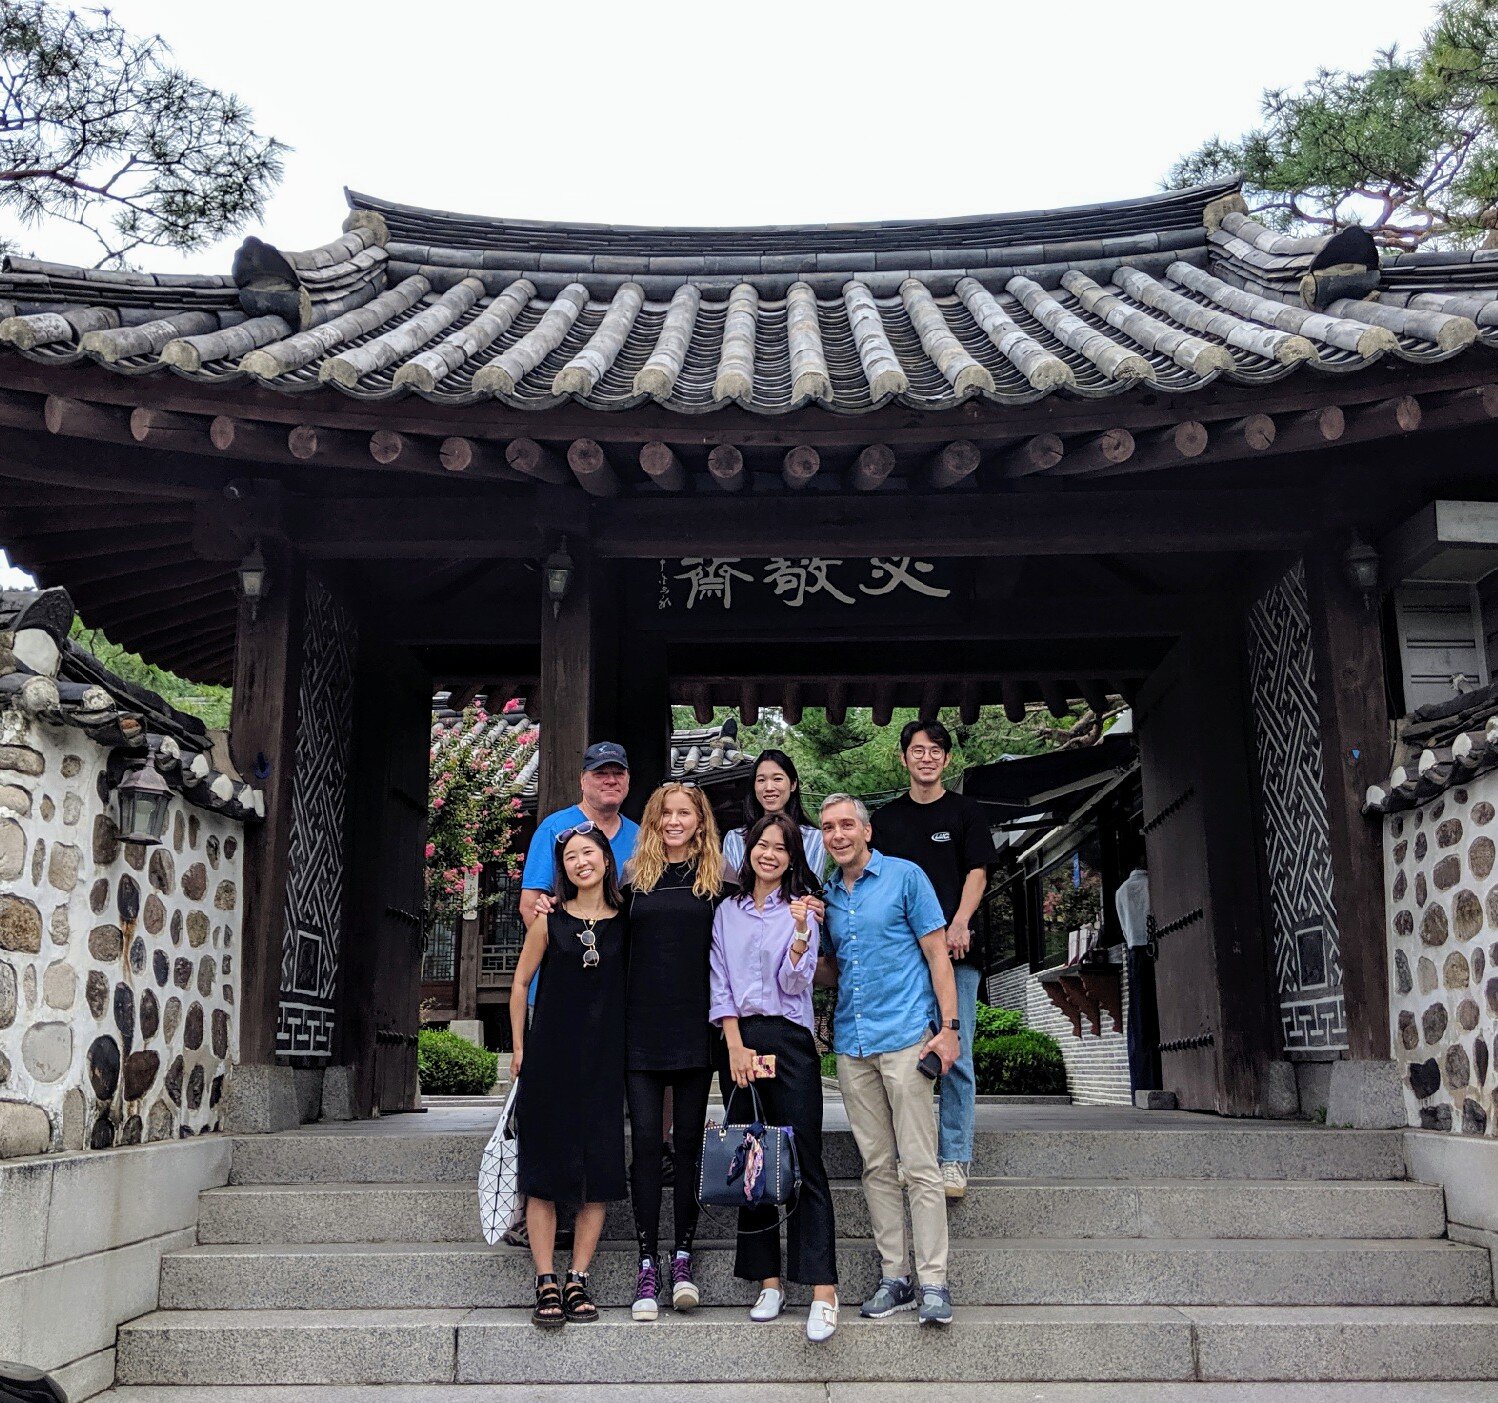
[{"x1": 943, "y1": 1018, "x2": 960, "y2": 1031}]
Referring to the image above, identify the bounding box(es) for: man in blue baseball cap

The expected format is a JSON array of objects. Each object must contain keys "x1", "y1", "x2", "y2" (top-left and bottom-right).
[{"x1": 520, "y1": 741, "x2": 638, "y2": 928}]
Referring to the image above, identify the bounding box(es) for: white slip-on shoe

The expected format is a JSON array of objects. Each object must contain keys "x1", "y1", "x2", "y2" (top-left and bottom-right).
[
  {"x1": 749, "y1": 1287, "x2": 785, "y2": 1322},
  {"x1": 806, "y1": 1295, "x2": 839, "y2": 1342},
  {"x1": 941, "y1": 1161, "x2": 968, "y2": 1199}
]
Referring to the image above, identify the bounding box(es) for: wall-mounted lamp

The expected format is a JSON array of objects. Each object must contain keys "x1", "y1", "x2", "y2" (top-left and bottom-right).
[
  {"x1": 113, "y1": 758, "x2": 173, "y2": 847},
  {"x1": 544, "y1": 539, "x2": 574, "y2": 618},
  {"x1": 1343, "y1": 534, "x2": 1381, "y2": 606},
  {"x1": 237, "y1": 541, "x2": 268, "y2": 622}
]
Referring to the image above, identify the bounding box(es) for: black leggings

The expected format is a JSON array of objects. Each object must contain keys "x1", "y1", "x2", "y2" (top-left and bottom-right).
[{"x1": 626, "y1": 1067, "x2": 713, "y2": 1261}]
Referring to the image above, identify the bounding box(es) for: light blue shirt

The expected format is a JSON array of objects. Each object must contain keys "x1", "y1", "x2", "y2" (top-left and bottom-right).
[
  {"x1": 521, "y1": 805, "x2": 639, "y2": 1002},
  {"x1": 723, "y1": 822, "x2": 828, "y2": 882},
  {"x1": 821, "y1": 850, "x2": 946, "y2": 1058}
]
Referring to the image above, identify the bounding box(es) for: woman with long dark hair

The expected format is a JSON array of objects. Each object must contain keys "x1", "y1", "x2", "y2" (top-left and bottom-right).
[
  {"x1": 722, "y1": 749, "x2": 827, "y2": 878},
  {"x1": 709, "y1": 812, "x2": 840, "y2": 1341},
  {"x1": 623, "y1": 782, "x2": 726, "y2": 1322},
  {"x1": 509, "y1": 824, "x2": 627, "y2": 1328}
]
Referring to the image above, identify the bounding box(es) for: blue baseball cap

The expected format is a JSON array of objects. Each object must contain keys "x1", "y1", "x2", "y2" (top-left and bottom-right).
[{"x1": 582, "y1": 741, "x2": 629, "y2": 771}]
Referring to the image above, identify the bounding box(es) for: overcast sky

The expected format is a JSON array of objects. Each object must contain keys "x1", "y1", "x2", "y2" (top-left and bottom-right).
[{"x1": 0, "y1": 0, "x2": 1445, "y2": 589}]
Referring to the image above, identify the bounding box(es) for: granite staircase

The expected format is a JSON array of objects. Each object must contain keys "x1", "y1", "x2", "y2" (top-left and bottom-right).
[{"x1": 100, "y1": 1114, "x2": 1498, "y2": 1396}]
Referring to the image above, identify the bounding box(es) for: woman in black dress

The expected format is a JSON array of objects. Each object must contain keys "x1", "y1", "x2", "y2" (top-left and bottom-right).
[
  {"x1": 509, "y1": 824, "x2": 627, "y2": 1328},
  {"x1": 623, "y1": 782, "x2": 725, "y2": 1322}
]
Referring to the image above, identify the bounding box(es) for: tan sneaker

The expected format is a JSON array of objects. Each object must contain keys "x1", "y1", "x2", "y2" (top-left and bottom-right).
[{"x1": 941, "y1": 1161, "x2": 968, "y2": 1199}]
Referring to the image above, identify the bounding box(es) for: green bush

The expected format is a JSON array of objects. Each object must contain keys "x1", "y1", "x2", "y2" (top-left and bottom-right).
[
  {"x1": 820, "y1": 1051, "x2": 838, "y2": 1079},
  {"x1": 973, "y1": 1026, "x2": 1067, "y2": 1096},
  {"x1": 975, "y1": 1003, "x2": 1024, "y2": 1038},
  {"x1": 417, "y1": 1028, "x2": 499, "y2": 1096}
]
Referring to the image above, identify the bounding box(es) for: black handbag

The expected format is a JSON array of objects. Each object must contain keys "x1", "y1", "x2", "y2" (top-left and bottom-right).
[{"x1": 698, "y1": 1082, "x2": 801, "y2": 1208}]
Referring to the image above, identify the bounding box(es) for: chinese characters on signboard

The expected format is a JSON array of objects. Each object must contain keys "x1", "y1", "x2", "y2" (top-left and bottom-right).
[{"x1": 660, "y1": 557, "x2": 952, "y2": 611}]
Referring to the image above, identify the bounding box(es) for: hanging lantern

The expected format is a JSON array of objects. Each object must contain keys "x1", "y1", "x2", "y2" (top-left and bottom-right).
[
  {"x1": 115, "y1": 759, "x2": 173, "y2": 847},
  {"x1": 544, "y1": 538, "x2": 574, "y2": 617},
  {"x1": 238, "y1": 541, "x2": 269, "y2": 621}
]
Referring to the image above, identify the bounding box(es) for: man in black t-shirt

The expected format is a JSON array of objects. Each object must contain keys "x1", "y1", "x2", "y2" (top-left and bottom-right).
[{"x1": 871, "y1": 718, "x2": 995, "y2": 1198}]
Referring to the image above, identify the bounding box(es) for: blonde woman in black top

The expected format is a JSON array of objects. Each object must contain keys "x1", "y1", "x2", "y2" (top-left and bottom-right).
[{"x1": 622, "y1": 782, "x2": 725, "y2": 1322}]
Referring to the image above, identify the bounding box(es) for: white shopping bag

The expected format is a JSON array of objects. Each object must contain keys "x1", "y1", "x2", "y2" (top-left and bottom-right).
[{"x1": 478, "y1": 1077, "x2": 524, "y2": 1245}]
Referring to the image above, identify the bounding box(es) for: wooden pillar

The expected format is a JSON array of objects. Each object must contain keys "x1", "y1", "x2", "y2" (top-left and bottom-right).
[
  {"x1": 229, "y1": 542, "x2": 306, "y2": 1069},
  {"x1": 614, "y1": 616, "x2": 671, "y2": 821},
  {"x1": 456, "y1": 910, "x2": 482, "y2": 1021},
  {"x1": 538, "y1": 542, "x2": 602, "y2": 820},
  {"x1": 1304, "y1": 547, "x2": 1394, "y2": 1060}
]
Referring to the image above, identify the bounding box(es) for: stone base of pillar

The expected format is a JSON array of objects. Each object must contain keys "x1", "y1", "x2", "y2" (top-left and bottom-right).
[
  {"x1": 320, "y1": 1065, "x2": 356, "y2": 1122},
  {"x1": 293, "y1": 1067, "x2": 324, "y2": 1124},
  {"x1": 1326, "y1": 1058, "x2": 1407, "y2": 1129},
  {"x1": 449, "y1": 1020, "x2": 486, "y2": 1049},
  {"x1": 1263, "y1": 1060, "x2": 1300, "y2": 1118},
  {"x1": 1134, "y1": 1090, "x2": 1177, "y2": 1110},
  {"x1": 221, "y1": 1063, "x2": 300, "y2": 1134}
]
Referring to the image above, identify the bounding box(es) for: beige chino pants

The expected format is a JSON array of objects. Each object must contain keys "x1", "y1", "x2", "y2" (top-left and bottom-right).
[{"x1": 836, "y1": 1041, "x2": 948, "y2": 1286}]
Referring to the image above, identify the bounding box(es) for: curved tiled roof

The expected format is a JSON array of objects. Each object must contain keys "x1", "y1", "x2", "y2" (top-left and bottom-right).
[{"x1": 0, "y1": 180, "x2": 1494, "y2": 419}]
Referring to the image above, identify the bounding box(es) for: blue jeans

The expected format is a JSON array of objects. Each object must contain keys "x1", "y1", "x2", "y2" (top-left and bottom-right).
[{"x1": 938, "y1": 964, "x2": 981, "y2": 1164}]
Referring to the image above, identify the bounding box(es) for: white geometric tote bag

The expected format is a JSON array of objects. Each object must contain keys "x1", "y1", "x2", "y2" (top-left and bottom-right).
[{"x1": 478, "y1": 1077, "x2": 524, "y2": 1245}]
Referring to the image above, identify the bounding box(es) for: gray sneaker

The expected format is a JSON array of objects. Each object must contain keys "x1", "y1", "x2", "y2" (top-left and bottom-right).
[
  {"x1": 919, "y1": 1284, "x2": 953, "y2": 1327},
  {"x1": 859, "y1": 1275, "x2": 916, "y2": 1318}
]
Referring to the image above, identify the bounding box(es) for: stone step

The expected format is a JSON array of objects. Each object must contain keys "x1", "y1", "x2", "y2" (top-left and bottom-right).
[
  {"x1": 156, "y1": 1237, "x2": 1492, "y2": 1310},
  {"x1": 228, "y1": 1126, "x2": 1407, "y2": 1186},
  {"x1": 113, "y1": 1305, "x2": 1498, "y2": 1386},
  {"x1": 196, "y1": 1177, "x2": 1450, "y2": 1246},
  {"x1": 94, "y1": 1386, "x2": 1498, "y2": 1403}
]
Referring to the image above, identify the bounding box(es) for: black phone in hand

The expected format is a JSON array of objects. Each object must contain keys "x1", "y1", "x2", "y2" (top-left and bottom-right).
[{"x1": 917, "y1": 1021, "x2": 942, "y2": 1080}]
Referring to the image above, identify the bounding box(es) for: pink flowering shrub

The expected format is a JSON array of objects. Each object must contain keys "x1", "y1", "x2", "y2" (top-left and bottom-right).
[{"x1": 425, "y1": 706, "x2": 537, "y2": 923}]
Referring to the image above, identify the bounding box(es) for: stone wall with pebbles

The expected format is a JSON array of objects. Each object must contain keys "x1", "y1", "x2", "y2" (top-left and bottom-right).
[
  {"x1": 0, "y1": 708, "x2": 243, "y2": 1152},
  {"x1": 1385, "y1": 773, "x2": 1498, "y2": 1136}
]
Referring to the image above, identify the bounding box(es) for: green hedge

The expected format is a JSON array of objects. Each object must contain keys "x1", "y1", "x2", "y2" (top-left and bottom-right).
[
  {"x1": 974, "y1": 1025, "x2": 1067, "y2": 1096},
  {"x1": 417, "y1": 1028, "x2": 499, "y2": 1096}
]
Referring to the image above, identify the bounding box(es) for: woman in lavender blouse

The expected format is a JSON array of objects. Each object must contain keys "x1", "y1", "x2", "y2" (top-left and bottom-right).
[{"x1": 709, "y1": 812, "x2": 840, "y2": 1342}]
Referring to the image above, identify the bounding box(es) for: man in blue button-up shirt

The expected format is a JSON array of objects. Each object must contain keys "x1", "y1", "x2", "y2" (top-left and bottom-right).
[{"x1": 818, "y1": 793, "x2": 960, "y2": 1327}]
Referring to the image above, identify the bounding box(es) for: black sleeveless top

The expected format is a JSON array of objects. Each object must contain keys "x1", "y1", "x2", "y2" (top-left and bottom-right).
[{"x1": 624, "y1": 861, "x2": 718, "y2": 1071}]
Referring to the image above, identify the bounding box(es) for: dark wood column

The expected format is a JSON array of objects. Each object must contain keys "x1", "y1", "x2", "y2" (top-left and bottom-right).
[
  {"x1": 612, "y1": 601, "x2": 670, "y2": 821},
  {"x1": 229, "y1": 541, "x2": 306, "y2": 1068},
  {"x1": 1304, "y1": 546, "x2": 1394, "y2": 1060},
  {"x1": 538, "y1": 541, "x2": 601, "y2": 819},
  {"x1": 456, "y1": 910, "x2": 481, "y2": 1020}
]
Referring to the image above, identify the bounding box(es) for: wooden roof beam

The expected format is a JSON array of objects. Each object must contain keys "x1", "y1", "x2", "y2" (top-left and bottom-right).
[
  {"x1": 825, "y1": 680, "x2": 848, "y2": 727},
  {"x1": 871, "y1": 680, "x2": 896, "y2": 727},
  {"x1": 708, "y1": 444, "x2": 745, "y2": 493},
  {"x1": 851, "y1": 444, "x2": 895, "y2": 492},
  {"x1": 370, "y1": 429, "x2": 443, "y2": 473},
  {"x1": 567, "y1": 439, "x2": 621, "y2": 498},
  {"x1": 782, "y1": 444, "x2": 820, "y2": 490},
  {"x1": 959, "y1": 680, "x2": 981, "y2": 726},
  {"x1": 639, "y1": 441, "x2": 687, "y2": 492},
  {"x1": 130, "y1": 407, "x2": 211, "y2": 453},
  {"x1": 926, "y1": 440, "x2": 980, "y2": 490},
  {"x1": 782, "y1": 681, "x2": 804, "y2": 726},
  {"x1": 506, "y1": 437, "x2": 568, "y2": 485},
  {"x1": 686, "y1": 683, "x2": 713, "y2": 726},
  {"x1": 739, "y1": 681, "x2": 760, "y2": 725},
  {"x1": 999, "y1": 433, "x2": 1064, "y2": 479},
  {"x1": 1052, "y1": 428, "x2": 1135, "y2": 475},
  {"x1": 44, "y1": 395, "x2": 134, "y2": 444},
  {"x1": 1079, "y1": 679, "x2": 1111, "y2": 717},
  {"x1": 0, "y1": 387, "x2": 43, "y2": 431},
  {"x1": 288, "y1": 423, "x2": 366, "y2": 464},
  {"x1": 1039, "y1": 680, "x2": 1072, "y2": 718},
  {"x1": 1216, "y1": 413, "x2": 1276, "y2": 453},
  {"x1": 439, "y1": 436, "x2": 525, "y2": 479},
  {"x1": 1417, "y1": 383, "x2": 1498, "y2": 432},
  {"x1": 1001, "y1": 680, "x2": 1026, "y2": 724}
]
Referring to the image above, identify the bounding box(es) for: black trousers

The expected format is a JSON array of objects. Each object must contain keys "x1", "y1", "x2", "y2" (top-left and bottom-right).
[
  {"x1": 626, "y1": 1066, "x2": 712, "y2": 1261},
  {"x1": 1126, "y1": 946, "x2": 1161, "y2": 1092},
  {"x1": 715, "y1": 1015, "x2": 838, "y2": 1287}
]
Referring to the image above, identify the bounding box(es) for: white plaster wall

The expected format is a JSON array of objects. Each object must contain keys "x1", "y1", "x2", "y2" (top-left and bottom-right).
[
  {"x1": 0, "y1": 708, "x2": 244, "y2": 1151},
  {"x1": 1384, "y1": 772, "x2": 1498, "y2": 1136}
]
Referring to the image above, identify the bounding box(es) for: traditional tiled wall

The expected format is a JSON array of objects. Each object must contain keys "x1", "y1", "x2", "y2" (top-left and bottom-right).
[
  {"x1": 1385, "y1": 773, "x2": 1497, "y2": 1136},
  {"x1": 0, "y1": 709, "x2": 244, "y2": 1152}
]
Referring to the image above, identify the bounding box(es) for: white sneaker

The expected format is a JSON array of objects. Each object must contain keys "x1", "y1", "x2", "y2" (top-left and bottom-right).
[
  {"x1": 806, "y1": 1295, "x2": 839, "y2": 1342},
  {"x1": 749, "y1": 1286, "x2": 785, "y2": 1321},
  {"x1": 941, "y1": 1161, "x2": 968, "y2": 1199}
]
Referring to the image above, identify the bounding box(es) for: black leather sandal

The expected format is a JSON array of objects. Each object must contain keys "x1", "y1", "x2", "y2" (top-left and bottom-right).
[
  {"x1": 562, "y1": 1270, "x2": 599, "y2": 1322},
  {"x1": 532, "y1": 1272, "x2": 565, "y2": 1328}
]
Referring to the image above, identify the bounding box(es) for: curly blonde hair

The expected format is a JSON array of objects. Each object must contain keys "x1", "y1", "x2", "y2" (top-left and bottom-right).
[{"x1": 629, "y1": 783, "x2": 724, "y2": 898}]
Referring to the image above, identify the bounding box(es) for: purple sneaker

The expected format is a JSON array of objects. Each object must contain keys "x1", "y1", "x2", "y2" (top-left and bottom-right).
[
  {"x1": 631, "y1": 1257, "x2": 659, "y2": 1321},
  {"x1": 671, "y1": 1250, "x2": 700, "y2": 1311}
]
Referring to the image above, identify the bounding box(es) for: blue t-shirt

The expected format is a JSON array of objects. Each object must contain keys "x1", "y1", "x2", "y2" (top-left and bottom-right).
[{"x1": 521, "y1": 805, "x2": 639, "y2": 1002}]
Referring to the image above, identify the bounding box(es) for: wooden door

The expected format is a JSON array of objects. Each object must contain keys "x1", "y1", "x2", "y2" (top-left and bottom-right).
[
  {"x1": 1134, "y1": 629, "x2": 1275, "y2": 1115},
  {"x1": 340, "y1": 641, "x2": 431, "y2": 1115}
]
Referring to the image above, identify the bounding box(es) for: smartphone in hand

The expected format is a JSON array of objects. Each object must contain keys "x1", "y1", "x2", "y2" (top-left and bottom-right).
[{"x1": 917, "y1": 1021, "x2": 942, "y2": 1080}]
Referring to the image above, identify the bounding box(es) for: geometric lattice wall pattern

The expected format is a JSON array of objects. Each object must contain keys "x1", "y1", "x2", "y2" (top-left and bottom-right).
[
  {"x1": 276, "y1": 574, "x2": 357, "y2": 1058},
  {"x1": 1246, "y1": 559, "x2": 1349, "y2": 1052}
]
